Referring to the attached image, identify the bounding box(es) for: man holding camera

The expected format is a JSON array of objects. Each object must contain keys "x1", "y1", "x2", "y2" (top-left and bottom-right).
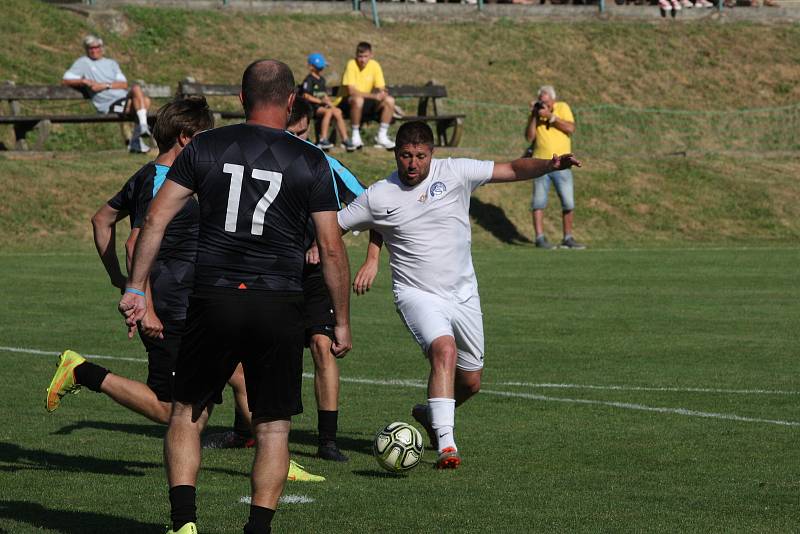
[{"x1": 524, "y1": 85, "x2": 585, "y2": 249}]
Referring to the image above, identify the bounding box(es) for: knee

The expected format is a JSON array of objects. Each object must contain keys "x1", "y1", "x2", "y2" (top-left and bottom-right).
[
  {"x1": 332, "y1": 107, "x2": 343, "y2": 118},
  {"x1": 462, "y1": 375, "x2": 481, "y2": 395},
  {"x1": 384, "y1": 95, "x2": 395, "y2": 106},
  {"x1": 429, "y1": 340, "x2": 457, "y2": 370},
  {"x1": 349, "y1": 95, "x2": 364, "y2": 108},
  {"x1": 310, "y1": 336, "x2": 336, "y2": 370}
]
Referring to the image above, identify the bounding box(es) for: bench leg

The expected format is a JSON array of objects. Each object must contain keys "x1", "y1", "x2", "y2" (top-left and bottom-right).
[
  {"x1": 436, "y1": 117, "x2": 464, "y2": 147},
  {"x1": 34, "y1": 119, "x2": 51, "y2": 151}
]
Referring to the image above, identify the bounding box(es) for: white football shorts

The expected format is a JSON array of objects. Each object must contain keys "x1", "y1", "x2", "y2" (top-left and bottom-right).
[{"x1": 394, "y1": 285, "x2": 485, "y2": 371}]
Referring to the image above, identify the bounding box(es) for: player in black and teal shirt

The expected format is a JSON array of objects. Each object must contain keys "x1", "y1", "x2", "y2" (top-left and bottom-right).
[
  {"x1": 300, "y1": 52, "x2": 357, "y2": 152},
  {"x1": 46, "y1": 97, "x2": 218, "y2": 425}
]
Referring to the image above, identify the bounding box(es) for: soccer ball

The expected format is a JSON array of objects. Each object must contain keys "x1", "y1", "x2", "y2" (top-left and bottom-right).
[{"x1": 373, "y1": 421, "x2": 424, "y2": 473}]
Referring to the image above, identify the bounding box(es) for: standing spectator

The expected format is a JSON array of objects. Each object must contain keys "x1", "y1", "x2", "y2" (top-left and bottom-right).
[
  {"x1": 62, "y1": 35, "x2": 153, "y2": 153},
  {"x1": 337, "y1": 42, "x2": 396, "y2": 150},
  {"x1": 300, "y1": 53, "x2": 357, "y2": 152},
  {"x1": 524, "y1": 85, "x2": 585, "y2": 250}
]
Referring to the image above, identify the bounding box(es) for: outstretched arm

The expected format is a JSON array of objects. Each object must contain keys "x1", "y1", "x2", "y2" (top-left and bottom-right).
[
  {"x1": 118, "y1": 180, "x2": 193, "y2": 330},
  {"x1": 91, "y1": 203, "x2": 128, "y2": 291},
  {"x1": 489, "y1": 153, "x2": 582, "y2": 184},
  {"x1": 353, "y1": 230, "x2": 383, "y2": 295}
]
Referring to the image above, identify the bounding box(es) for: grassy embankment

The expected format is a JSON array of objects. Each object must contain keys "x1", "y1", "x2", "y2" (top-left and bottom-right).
[{"x1": 1, "y1": 2, "x2": 799, "y2": 249}]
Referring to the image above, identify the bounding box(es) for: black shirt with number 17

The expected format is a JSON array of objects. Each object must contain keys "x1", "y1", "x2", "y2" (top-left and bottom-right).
[{"x1": 167, "y1": 123, "x2": 340, "y2": 292}]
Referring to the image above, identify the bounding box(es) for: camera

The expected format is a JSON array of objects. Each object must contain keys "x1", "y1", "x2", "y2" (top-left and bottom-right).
[{"x1": 532, "y1": 100, "x2": 545, "y2": 117}]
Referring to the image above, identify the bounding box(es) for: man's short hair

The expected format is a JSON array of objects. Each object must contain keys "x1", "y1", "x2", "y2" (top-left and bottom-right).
[
  {"x1": 288, "y1": 96, "x2": 314, "y2": 129},
  {"x1": 395, "y1": 121, "x2": 434, "y2": 149},
  {"x1": 241, "y1": 59, "x2": 296, "y2": 116},
  {"x1": 83, "y1": 35, "x2": 103, "y2": 48},
  {"x1": 153, "y1": 96, "x2": 214, "y2": 152},
  {"x1": 356, "y1": 42, "x2": 372, "y2": 54},
  {"x1": 538, "y1": 85, "x2": 557, "y2": 100}
]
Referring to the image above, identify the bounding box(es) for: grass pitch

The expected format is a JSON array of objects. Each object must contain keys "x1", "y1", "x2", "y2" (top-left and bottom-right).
[{"x1": 0, "y1": 245, "x2": 797, "y2": 533}]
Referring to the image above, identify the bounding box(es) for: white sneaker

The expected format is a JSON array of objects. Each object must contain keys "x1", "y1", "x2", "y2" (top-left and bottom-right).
[
  {"x1": 671, "y1": 0, "x2": 682, "y2": 9},
  {"x1": 351, "y1": 132, "x2": 362, "y2": 147},
  {"x1": 658, "y1": 0, "x2": 672, "y2": 10},
  {"x1": 139, "y1": 124, "x2": 152, "y2": 139},
  {"x1": 374, "y1": 135, "x2": 396, "y2": 150},
  {"x1": 128, "y1": 136, "x2": 150, "y2": 154}
]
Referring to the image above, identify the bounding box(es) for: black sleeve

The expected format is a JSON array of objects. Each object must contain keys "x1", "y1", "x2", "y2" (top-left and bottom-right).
[
  {"x1": 308, "y1": 153, "x2": 340, "y2": 213},
  {"x1": 166, "y1": 139, "x2": 198, "y2": 192},
  {"x1": 300, "y1": 75, "x2": 312, "y2": 95},
  {"x1": 131, "y1": 176, "x2": 155, "y2": 228},
  {"x1": 107, "y1": 176, "x2": 135, "y2": 213}
]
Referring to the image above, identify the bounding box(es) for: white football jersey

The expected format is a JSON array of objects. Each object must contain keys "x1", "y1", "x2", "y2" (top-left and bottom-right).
[{"x1": 338, "y1": 157, "x2": 494, "y2": 302}]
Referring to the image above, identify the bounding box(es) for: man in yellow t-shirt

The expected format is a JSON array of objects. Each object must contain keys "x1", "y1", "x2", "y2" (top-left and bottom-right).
[
  {"x1": 337, "y1": 41, "x2": 396, "y2": 149},
  {"x1": 524, "y1": 85, "x2": 584, "y2": 249}
]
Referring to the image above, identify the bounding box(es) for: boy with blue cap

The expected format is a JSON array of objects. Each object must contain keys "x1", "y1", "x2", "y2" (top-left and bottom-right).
[{"x1": 300, "y1": 53, "x2": 356, "y2": 152}]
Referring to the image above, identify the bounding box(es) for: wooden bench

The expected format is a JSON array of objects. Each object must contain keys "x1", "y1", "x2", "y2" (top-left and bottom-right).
[
  {"x1": 0, "y1": 82, "x2": 172, "y2": 150},
  {"x1": 177, "y1": 80, "x2": 465, "y2": 147}
]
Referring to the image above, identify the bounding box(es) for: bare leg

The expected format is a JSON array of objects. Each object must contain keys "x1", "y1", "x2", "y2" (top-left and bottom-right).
[
  {"x1": 427, "y1": 336, "x2": 457, "y2": 399},
  {"x1": 332, "y1": 107, "x2": 349, "y2": 142},
  {"x1": 228, "y1": 363, "x2": 251, "y2": 428},
  {"x1": 348, "y1": 95, "x2": 364, "y2": 128},
  {"x1": 379, "y1": 95, "x2": 396, "y2": 124},
  {"x1": 533, "y1": 209, "x2": 545, "y2": 237},
  {"x1": 128, "y1": 84, "x2": 149, "y2": 112},
  {"x1": 319, "y1": 108, "x2": 333, "y2": 140},
  {"x1": 309, "y1": 334, "x2": 339, "y2": 411},
  {"x1": 99, "y1": 373, "x2": 171, "y2": 424},
  {"x1": 562, "y1": 209, "x2": 574, "y2": 239},
  {"x1": 165, "y1": 401, "x2": 212, "y2": 487},
  {"x1": 250, "y1": 418, "x2": 291, "y2": 509},
  {"x1": 454, "y1": 368, "x2": 482, "y2": 407}
]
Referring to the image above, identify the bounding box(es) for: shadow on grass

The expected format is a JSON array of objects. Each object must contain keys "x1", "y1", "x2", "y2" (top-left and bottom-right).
[
  {"x1": 53, "y1": 420, "x2": 230, "y2": 439},
  {"x1": 469, "y1": 197, "x2": 532, "y2": 245},
  {"x1": 0, "y1": 500, "x2": 163, "y2": 533},
  {"x1": 0, "y1": 442, "x2": 158, "y2": 476},
  {"x1": 289, "y1": 428, "x2": 373, "y2": 457},
  {"x1": 351, "y1": 469, "x2": 409, "y2": 479}
]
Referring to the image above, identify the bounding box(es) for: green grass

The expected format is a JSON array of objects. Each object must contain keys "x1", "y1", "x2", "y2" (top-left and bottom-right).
[{"x1": 0, "y1": 245, "x2": 798, "y2": 532}]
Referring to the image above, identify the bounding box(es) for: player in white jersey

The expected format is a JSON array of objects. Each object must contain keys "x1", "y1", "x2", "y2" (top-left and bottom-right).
[{"x1": 338, "y1": 121, "x2": 580, "y2": 468}]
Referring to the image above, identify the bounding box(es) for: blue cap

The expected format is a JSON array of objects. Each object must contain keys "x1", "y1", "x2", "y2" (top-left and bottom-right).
[{"x1": 308, "y1": 53, "x2": 326, "y2": 70}]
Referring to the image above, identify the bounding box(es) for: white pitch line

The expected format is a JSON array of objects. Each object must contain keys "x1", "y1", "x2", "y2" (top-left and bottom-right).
[
  {"x1": 493, "y1": 381, "x2": 800, "y2": 396},
  {"x1": 4, "y1": 345, "x2": 798, "y2": 427},
  {"x1": 240, "y1": 495, "x2": 315, "y2": 505}
]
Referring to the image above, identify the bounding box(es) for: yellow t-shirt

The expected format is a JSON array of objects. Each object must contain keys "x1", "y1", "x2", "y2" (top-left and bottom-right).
[
  {"x1": 532, "y1": 101, "x2": 574, "y2": 159},
  {"x1": 338, "y1": 59, "x2": 386, "y2": 102}
]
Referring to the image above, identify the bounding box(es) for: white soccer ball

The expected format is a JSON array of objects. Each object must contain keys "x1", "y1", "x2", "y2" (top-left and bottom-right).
[{"x1": 373, "y1": 421, "x2": 424, "y2": 473}]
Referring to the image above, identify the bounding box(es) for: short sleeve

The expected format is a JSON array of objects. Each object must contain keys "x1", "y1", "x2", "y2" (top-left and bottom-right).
[
  {"x1": 449, "y1": 158, "x2": 495, "y2": 192},
  {"x1": 557, "y1": 102, "x2": 574, "y2": 123},
  {"x1": 107, "y1": 174, "x2": 136, "y2": 213},
  {"x1": 63, "y1": 58, "x2": 85, "y2": 80},
  {"x1": 131, "y1": 180, "x2": 154, "y2": 229},
  {"x1": 308, "y1": 154, "x2": 340, "y2": 213},
  {"x1": 167, "y1": 140, "x2": 197, "y2": 192},
  {"x1": 300, "y1": 75, "x2": 312, "y2": 94},
  {"x1": 341, "y1": 60, "x2": 358, "y2": 87},
  {"x1": 112, "y1": 61, "x2": 127, "y2": 82},
  {"x1": 373, "y1": 62, "x2": 386, "y2": 89},
  {"x1": 337, "y1": 189, "x2": 373, "y2": 232}
]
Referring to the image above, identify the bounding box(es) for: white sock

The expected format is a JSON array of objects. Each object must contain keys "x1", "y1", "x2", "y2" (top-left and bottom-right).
[
  {"x1": 428, "y1": 397, "x2": 456, "y2": 452},
  {"x1": 378, "y1": 122, "x2": 390, "y2": 138},
  {"x1": 136, "y1": 109, "x2": 148, "y2": 128}
]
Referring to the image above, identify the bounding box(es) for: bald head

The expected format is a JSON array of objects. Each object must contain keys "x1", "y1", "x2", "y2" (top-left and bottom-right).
[{"x1": 241, "y1": 59, "x2": 296, "y2": 117}]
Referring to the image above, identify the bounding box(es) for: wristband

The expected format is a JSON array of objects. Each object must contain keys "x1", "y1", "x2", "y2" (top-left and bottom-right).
[{"x1": 125, "y1": 287, "x2": 146, "y2": 297}]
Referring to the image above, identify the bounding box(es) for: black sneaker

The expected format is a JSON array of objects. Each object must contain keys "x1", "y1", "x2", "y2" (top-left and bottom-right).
[
  {"x1": 317, "y1": 441, "x2": 349, "y2": 462},
  {"x1": 201, "y1": 430, "x2": 254, "y2": 449},
  {"x1": 560, "y1": 237, "x2": 586, "y2": 250},
  {"x1": 317, "y1": 138, "x2": 334, "y2": 151},
  {"x1": 535, "y1": 236, "x2": 554, "y2": 249}
]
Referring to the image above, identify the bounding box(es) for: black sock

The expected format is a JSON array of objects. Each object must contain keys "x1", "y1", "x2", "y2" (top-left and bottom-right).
[
  {"x1": 234, "y1": 408, "x2": 252, "y2": 439},
  {"x1": 243, "y1": 505, "x2": 274, "y2": 534},
  {"x1": 73, "y1": 361, "x2": 110, "y2": 392},
  {"x1": 169, "y1": 485, "x2": 196, "y2": 531},
  {"x1": 318, "y1": 410, "x2": 338, "y2": 445}
]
